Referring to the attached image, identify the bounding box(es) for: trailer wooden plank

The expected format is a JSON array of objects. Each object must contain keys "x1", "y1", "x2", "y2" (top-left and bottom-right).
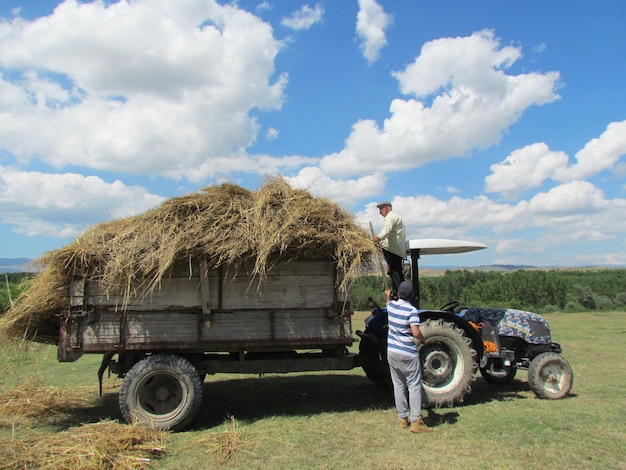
[{"x1": 62, "y1": 259, "x2": 353, "y2": 360}]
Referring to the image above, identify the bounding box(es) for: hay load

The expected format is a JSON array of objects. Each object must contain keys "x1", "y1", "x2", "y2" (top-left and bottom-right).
[{"x1": 0, "y1": 177, "x2": 373, "y2": 344}]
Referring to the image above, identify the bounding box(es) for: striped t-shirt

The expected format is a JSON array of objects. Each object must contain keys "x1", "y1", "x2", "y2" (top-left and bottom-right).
[{"x1": 387, "y1": 298, "x2": 420, "y2": 357}]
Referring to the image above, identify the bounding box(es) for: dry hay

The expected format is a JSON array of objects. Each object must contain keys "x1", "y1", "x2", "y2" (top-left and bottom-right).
[
  {"x1": 0, "y1": 420, "x2": 169, "y2": 469},
  {"x1": 0, "y1": 384, "x2": 98, "y2": 428},
  {"x1": 0, "y1": 176, "x2": 373, "y2": 343},
  {"x1": 181, "y1": 416, "x2": 253, "y2": 464}
]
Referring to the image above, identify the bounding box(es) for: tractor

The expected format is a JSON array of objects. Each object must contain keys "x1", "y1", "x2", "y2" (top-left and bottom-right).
[{"x1": 357, "y1": 239, "x2": 574, "y2": 406}]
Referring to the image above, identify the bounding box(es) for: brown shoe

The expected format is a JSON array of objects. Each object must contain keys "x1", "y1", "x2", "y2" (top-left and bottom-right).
[
  {"x1": 399, "y1": 418, "x2": 409, "y2": 429},
  {"x1": 409, "y1": 418, "x2": 433, "y2": 433}
]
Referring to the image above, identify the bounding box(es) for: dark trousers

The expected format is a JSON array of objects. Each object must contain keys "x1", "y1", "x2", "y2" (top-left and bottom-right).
[{"x1": 382, "y1": 249, "x2": 405, "y2": 292}]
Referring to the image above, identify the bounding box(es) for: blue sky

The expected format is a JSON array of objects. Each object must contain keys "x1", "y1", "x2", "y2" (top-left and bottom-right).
[{"x1": 1, "y1": 0, "x2": 625, "y2": 267}]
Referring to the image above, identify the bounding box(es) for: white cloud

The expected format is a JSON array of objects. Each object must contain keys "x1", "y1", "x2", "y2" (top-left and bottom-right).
[
  {"x1": 0, "y1": 166, "x2": 164, "y2": 237},
  {"x1": 485, "y1": 120, "x2": 626, "y2": 201},
  {"x1": 256, "y1": 2, "x2": 272, "y2": 13},
  {"x1": 355, "y1": 0, "x2": 392, "y2": 64},
  {"x1": 358, "y1": 181, "x2": 626, "y2": 256},
  {"x1": 393, "y1": 29, "x2": 523, "y2": 98},
  {"x1": 163, "y1": 151, "x2": 318, "y2": 183},
  {"x1": 286, "y1": 167, "x2": 386, "y2": 207},
  {"x1": 356, "y1": 193, "x2": 529, "y2": 242},
  {"x1": 265, "y1": 127, "x2": 279, "y2": 141},
  {"x1": 485, "y1": 143, "x2": 569, "y2": 199},
  {"x1": 494, "y1": 238, "x2": 526, "y2": 255},
  {"x1": 320, "y1": 30, "x2": 560, "y2": 177},
  {"x1": 0, "y1": 0, "x2": 290, "y2": 178},
  {"x1": 554, "y1": 120, "x2": 626, "y2": 181},
  {"x1": 528, "y1": 180, "x2": 607, "y2": 215},
  {"x1": 280, "y1": 3, "x2": 324, "y2": 31}
]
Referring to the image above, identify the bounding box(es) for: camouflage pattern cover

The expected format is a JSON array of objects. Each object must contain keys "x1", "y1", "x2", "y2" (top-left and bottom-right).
[{"x1": 458, "y1": 307, "x2": 552, "y2": 345}]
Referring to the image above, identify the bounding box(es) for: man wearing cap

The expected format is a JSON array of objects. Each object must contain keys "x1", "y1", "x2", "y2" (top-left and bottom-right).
[
  {"x1": 386, "y1": 281, "x2": 432, "y2": 433},
  {"x1": 372, "y1": 201, "x2": 406, "y2": 293}
]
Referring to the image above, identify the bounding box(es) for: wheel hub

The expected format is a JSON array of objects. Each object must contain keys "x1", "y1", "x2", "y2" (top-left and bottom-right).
[
  {"x1": 541, "y1": 365, "x2": 564, "y2": 391},
  {"x1": 155, "y1": 385, "x2": 171, "y2": 402},
  {"x1": 139, "y1": 374, "x2": 183, "y2": 415},
  {"x1": 422, "y1": 348, "x2": 454, "y2": 386}
]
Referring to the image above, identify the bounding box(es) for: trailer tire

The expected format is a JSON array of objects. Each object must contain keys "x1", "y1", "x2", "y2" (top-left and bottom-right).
[
  {"x1": 527, "y1": 352, "x2": 573, "y2": 399},
  {"x1": 119, "y1": 354, "x2": 203, "y2": 431},
  {"x1": 420, "y1": 318, "x2": 478, "y2": 407}
]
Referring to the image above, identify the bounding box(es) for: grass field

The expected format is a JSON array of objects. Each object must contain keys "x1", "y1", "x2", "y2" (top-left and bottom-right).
[{"x1": 1, "y1": 311, "x2": 625, "y2": 469}]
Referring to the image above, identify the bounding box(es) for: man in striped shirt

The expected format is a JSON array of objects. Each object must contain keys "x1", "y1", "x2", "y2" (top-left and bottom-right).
[{"x1": 386, "y1": 281, "x2": 433, "y2": 433}]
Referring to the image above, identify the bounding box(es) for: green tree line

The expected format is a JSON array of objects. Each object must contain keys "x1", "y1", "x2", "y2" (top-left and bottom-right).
[
  {"x1": 351, "y1": 269, "x2": 626, "y2": 313},
  {"x1": 0, "y1": 273, "x2": 33, "y2": 314},
  {"x1": 4, "y1": 269, "x2": 626, "y2": 315}
]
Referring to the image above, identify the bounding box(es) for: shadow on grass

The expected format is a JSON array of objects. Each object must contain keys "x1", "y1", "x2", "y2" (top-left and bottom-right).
[
  {"x1": 50, "y1": 390, "x2": 122, "y2": 431},
  {"x1": 189, "y1": 372, "x2": 553, "y2": 430},
  {"x1": 463, "y1": 377, "x2": 532, "y2": 406},
  {"x1": 49, "y1": 372, "x2": 575, "y2": 431},
  {"x1": 462, "y1": 376, "x2": 578, "y2": 405},
  {"x1": 190, "y1": 373, "x2": 392, "y2": 429}
]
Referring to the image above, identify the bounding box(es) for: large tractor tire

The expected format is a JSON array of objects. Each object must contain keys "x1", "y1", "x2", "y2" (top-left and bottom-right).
[
  {"x1": 420, "y1": 318, "x2": 478, "y2": 407},
  {"x1": 527, "y1": 352, "x2": 573, "y2": 399},
  {"x1": 119, "y1": 354, "x2": 203, "y2": 431}
]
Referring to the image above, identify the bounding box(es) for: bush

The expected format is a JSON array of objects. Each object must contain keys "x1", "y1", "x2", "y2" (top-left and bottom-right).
[
  {"x1": 542, "y1": 304, "x2": 558, "y2": 314},
  {"x1": 564, "y1": 301, "x2": 584, "y2": 313},
  {"x1": 594, "y1": 295, "x2": 613, "y2": 310},
  {"x1": 614, "y1": 292, "x2": 626, "y2": 308},
  {"x1": 573, "y1": 285, "x2": 596, "y2": 309},
  {"x1": 351, "y1": 276, "x2": 386, "y2": 310}
]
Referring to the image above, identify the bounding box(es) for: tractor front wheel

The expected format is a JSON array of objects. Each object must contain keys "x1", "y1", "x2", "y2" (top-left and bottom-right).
[{"x1": 527, "y1": 352, "x2": 573, "y2": 399}]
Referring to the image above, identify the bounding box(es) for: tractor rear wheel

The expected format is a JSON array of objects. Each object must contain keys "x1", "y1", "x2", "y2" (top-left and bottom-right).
[
  {"x1": 420, "y1": 319, "x2": 478, "y2": 407},
  {"x1": 359, "y1": 329, "x2": 391, "y2": 387},
  {"x1": 527, "y1": 352, "x2": 573, "y2": 399}
]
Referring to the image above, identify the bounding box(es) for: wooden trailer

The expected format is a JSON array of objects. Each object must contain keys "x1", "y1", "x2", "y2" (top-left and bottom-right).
[{"x1": 59, "y1": 257, "x2": 359, "y2": 430}]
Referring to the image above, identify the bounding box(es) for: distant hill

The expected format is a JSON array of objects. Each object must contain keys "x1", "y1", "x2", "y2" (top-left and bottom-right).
[
  {"x1": 421, "y1": 264, "x2": 537, "y2": 275},
  {"x1": 473, "y1": 264, "x2": 538, "y2": 272},
  {"x1": 420, "y1": 264, "x2": 625, "y2": 277},
  {"x1": 0, "y1": 258, "x2": 37, "y2": 273}
]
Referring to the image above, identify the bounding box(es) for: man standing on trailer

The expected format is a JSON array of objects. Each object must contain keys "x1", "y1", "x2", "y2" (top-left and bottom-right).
[{"x1": 372, "y1": 201, "x2": 406, "y2": 294}]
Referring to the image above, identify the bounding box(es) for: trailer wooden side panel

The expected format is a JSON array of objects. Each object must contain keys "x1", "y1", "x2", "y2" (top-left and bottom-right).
[
  {"x1": 73, "y1": 308, "x2": 351, "y2": 352},
  {"x1": 60, "y1": 259, "x2": 353, "y2": 361},
  {"x1": 75, "y1": 260, "x2": 340, "y2": 311}
]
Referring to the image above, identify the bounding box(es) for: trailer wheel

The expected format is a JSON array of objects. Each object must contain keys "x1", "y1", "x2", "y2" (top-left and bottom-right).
[
  {"x1": 527, "y1": 352, "x2": 573, "y2": 399},
  {"x1": 420, "y1": 319, "x2": 478, "y2": 407},
  {"x1": 119, "y1": 354, "x2": 203, "y2": 431}
]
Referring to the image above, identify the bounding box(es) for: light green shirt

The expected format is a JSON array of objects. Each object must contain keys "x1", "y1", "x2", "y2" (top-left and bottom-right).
[{"x1": 377, "y1": 210, "x2": 406, "y2": 258}]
